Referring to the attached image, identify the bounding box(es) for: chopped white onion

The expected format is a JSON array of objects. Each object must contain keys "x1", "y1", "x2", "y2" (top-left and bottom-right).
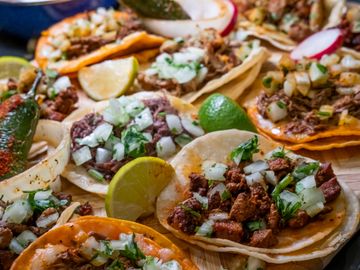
[
  {"x1": 247, "y1": 257, "x2": 266, "y2": 270},
  {"x1": 208, "y1": 183, "x2": 227, "y2": 197},
  {"x1": 2, "y1": 200, "x2": 33, "y2": 224},
  {"x1": 104, "y1": 135, "x2": 121, "y2": 150},
  {"x1": 125, "y1": 99, "x2": 145, "y2": 117},
  {"x1": 102, "y1": 99, "x2": 129, "y2": 126},
  {"x1": 181, "y1": 117, "x2": 205, "y2": 137},
  {"x1": 77, "y1": 133, "x2": 99, "y2": 148},
  {"x1": 280, "y1": 190, "x2": 301, "y2": 207},
  {"x1": 53, "y1": 76, "x2": 71, "y2": 93},
  {"x1": 266, "y1": 101, "x2": 288, "y2": 122},
  {"x1": 202, "y1": 161, "x2": 228, "y2": 181},
  {"x1": 295, "y1": 175, "x2": 316, "y2": 193},
  {"x1": 79, "y1": 236, "x2": 100, "y2": 260},
  {"x1": 263, "y1": 170, "x2": 278, "y2": 186},
  {"x1": 174, "y1": 133, "x2": 193, "y2": 147},
  {"x1": 36, "y1": 211, "x2": 60, "y2": 228},
  {"x1": 134, "y1": 108, "x2": 154, "y2": 131},
  {"x1": 195, "y1": 220, "x2": 214, "y2": 237},
  {"x1": 16, "y1": 230, "x2": 37, "y2": 247},
  {"x1": 166, "y1": 114, "x2": 183, "y2": 135},
  {"x1": 299, "y1": 187, "x2": 325, "y2": 210},
  {"x1": 304, "y1": 201, "x2": 324, "y2": 217},
  {"x1": 34, "y1": 189, "x2": 52, "y2": 200},
  {"x1": 209, "y1": 212, "x2": 229, "y2": 221},
  {"x1": 245, "y1": 172, "x2": 266, "y2": 188},
  {"x1": 193, "y1": 192, "x2": 208, "y2": 209},
  {"x1": 336, "y1": 87, "x2": 354, "y2": 95},
  {"x1": 113, "y1": 143, "x2": 125, "y2": 161},
  {"x1": 9, "y1": 238, "x2": 24, "y2": 254},
  {"x1": 244, "y1": 160, "x2": 269, "y2": 174},
  {"x1": 93, "y1": 123, "x2": 113, "y2": 143},
  {"x1": 341, "y1": 55, "x2": 360, "y2": 69},
  {"x1": 142, "y1": 132, "x2": 153, "y2": 142},
  {"x1": 72, "y1": 146, "x2": 92, "y2": 166},
  {"x1": 95, "y1": 148, "x2": 112, "y2": 164},
  {"x1": 156, "y1": 137, "x2": 177, "y2": 158}
]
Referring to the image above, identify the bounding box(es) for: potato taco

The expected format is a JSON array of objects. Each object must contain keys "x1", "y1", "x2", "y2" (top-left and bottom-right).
[
  {"x1": 137, "y1": 28, "x2": 269, "y2": 103},
  {"x1": 62, "y1": 91, "x2": 205, "y2": 195},
  {"x1": 244, "y1": 52, "x2": 360, "y2": 150},
  {"x1": 35, "y1": 8, "x2": 165, "y2": 74},
  {"x1": 0, "y1": 188, "x2": 92, "y2": 270},
  {"x1": 10, "y1": 216, "x2": 197, "y2": 270},
  {"x1": 235, "y1": 0, "x2": 345, "y2": 51},
  {"x1": 156, "y1": 130, "x2": 359, "y2": 263}
]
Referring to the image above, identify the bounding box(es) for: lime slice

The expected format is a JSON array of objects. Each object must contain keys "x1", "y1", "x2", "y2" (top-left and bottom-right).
[
  {"x1": 105, "y1": 157, "x2": 174, "y2": 221},
  {"x1": 0, "y1": 56, "x2": 30, "y2": 80},
  {"x1": 199, "y1": 93, "x2": 257, "y2": 133},
  {"x1": 78, "y1": 57, "x2": 139, "y2": 101}
]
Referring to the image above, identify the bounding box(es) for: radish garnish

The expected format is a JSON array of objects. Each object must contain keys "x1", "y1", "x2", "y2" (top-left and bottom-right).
[
  {"x1": 290, "y1": 28, "x2": 344, "y2": 61},
  {"x1": 221, "y1": 0, "x2": 238, "y2": 36}
]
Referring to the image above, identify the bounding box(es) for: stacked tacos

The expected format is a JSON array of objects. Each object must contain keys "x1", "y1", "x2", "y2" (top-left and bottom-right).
[
  {"x1": 156, "y1": 130, "x2": 359, "y2": 263},
  {"x1": 10, "y1": 216, "x2": 197, "y2": 270},
  {"x1": 235, "y1": 0, "x2": 345, "y2": 51},
  {"x1": 35, "y1": 8, "x2": 165, "y2": 74},
  {"x1": 244, "y1": 51, "x2": 360, "y2": 150}
]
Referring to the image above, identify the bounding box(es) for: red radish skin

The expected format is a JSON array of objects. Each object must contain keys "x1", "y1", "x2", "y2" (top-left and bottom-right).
[
  {"x1": 290, "y1": 29, "x2": 344, "y2": 61},
  {"x1": 221, "y1": 0, "x2": 238, "y2": 36}
]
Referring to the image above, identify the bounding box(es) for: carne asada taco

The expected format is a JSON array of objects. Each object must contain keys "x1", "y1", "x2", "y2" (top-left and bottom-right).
[
  {"x1": 156, "y1": 130, "x2": 359, "y2": 263},
  {"x1": 35, "y1": 8, "x2": 165, "y2": 74},
  {"x1": 62, "y1": 91, "x2": 204, "y2": 195},
  {"x1": 11, "y1": 216, "x2": 197, "y2": 270},
  {"x1": 244, "y1": 52, "x2": 360, "y2": 150},
  {"x1": 235, "y1": 0, "x2": 345, "y2": 51},
  {"x1": 0, "y1": 188, "x2": 92, "y2": 270},
  {"x1": 138, "y1": 28, "x2": 269, "y2": 103}
]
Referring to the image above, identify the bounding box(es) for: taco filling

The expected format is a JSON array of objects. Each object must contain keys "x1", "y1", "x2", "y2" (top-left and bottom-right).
[
  {"x1": 256, "y1": 54, "x2": 360, "y2": 136},
  {"x1": 167, "y1": 136, "x2": 341, "y2": 248},
  {"x1": 236, "y1": 0, "x2": 323, "y2": 42},
  {"x1": 41, "y1": 8, "x2": 141, "y2": 63},
  {"x1": 0, "y1": 189, "x2": 92, "y2": 270},
  {"x1": 339, "y1": 6, "x2": 360, "y2": 51},
  {"x1": 70, "y1": 95, "x2": 204, "y2": 181},
  {"x1": 138, "y1": 28, "x2": 259, "y2": 97}
]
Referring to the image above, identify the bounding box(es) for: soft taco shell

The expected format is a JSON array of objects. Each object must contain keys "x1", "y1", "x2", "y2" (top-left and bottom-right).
[
  {"x1": 237, "y1": 0, "x2": 345, "y2": 51},
  {"x1": 156, "y1": 130, "x2": 359, "y2": 263},
  {"x1": 11, "y1": 216, "x2": 197, "y2": 270},
  {"x1": 61, "y1": 91, "x2": 198, "y2": 196},
  {"x1": 182, "y1": 46, "x2": 269, "y2": 103},
  {"x1": 35, "y1": 11, "x2": 165, "y2": 74}
]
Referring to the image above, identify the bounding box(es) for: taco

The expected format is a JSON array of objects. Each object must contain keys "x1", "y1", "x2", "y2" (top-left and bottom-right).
[
  {"x1": 10, "y1": 216, "x2": 197, "y2": 270},
  {"x1": 35, "y1": 8, "x2": 165, "y2": 74},
  {"x1": 244, "y1": 52, "x2": 360, "y2": 150},
  {"x1": 137, "y1": 28, "x2": 269, "y2": 103},
  {"x1": 235, "y1": 0, "x2": 345, "y2": 51},
  {"x1": 0, "y1": 188, "x2": 92, "y2": 270},
  {"x1": 156, "y1": 130, "x2": 359, "y2": 263},
  {"x1": 338, "y1": 4, "x2": 360, "y2": 58},
  {"x1": 61, "y1": 91, "x2": 204, "y2": 195}
]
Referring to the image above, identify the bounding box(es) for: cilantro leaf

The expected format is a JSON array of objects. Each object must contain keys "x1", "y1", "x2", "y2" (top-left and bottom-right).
[
  {"x1": 121, "y1": 126, "x2": 149, "y2": 158},
  {"x1": 119, "y1": 234, "x2": 145, "y2": 262},
  {"x1": 230, "y1": 136, "x2": 259, "y2": 164},
  {"x1": 292, "y1": 162, "x2": 319, "y2": 181},
  {"x1": 246, "y1": 220, "x2": 266, "y2": 231}
]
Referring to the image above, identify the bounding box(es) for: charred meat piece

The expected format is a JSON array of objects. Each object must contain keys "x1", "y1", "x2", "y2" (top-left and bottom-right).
[
  {"x1": 76, "y1": 202, "x2": 93, "y2": 216},
  {"x1": 315, "y1": 163, "x2": 336, "y2": 186},
  {"x1": 268, "y1": 158, "x2": 293, "y2": 179},
  {"x1": 230, "y1": 193, "x2": 256, "y2": 222},
  {"x1": 320, "y1": 177, "x2": 341, "y2": 203},
  {"x1": 0, "y1": 250, "x2": 17, "y2": 270},
  {"x1": 287, "y1": 210, "x2": 310, "y2": 229},
  {"x1": 267, "y1": 203, "x2": 280, "y2": 232},
  {"x1": 189, "y1": 173, "x2": 209, "y2": 196},
  {"x1": 249, "y1": 184, "x2": 271, "y2": 217},
  {"x1": 249, "y1": 229, "x2": 278, "y2": 248},
  {"x1": 0, "y1": 227, "x2": 13, "y2": 249},
  {"x1": 213, "y1": 220, "x2": 244, "y2": 242},
  {"x1": 207, "y1": 188, "x2": 232, "y2": 212},
  {"x1": 225, "y1": 167, "x2": 248, "y2": 196}
]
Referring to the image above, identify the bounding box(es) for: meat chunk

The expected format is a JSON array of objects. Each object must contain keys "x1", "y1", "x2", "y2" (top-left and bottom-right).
[
  {"x1": 207, "y1": 188, "x2": 232, "y2": 212},
  {"x1": 267, "y1": 203, "x2": 280, "y2": 232},
  {"x1": 320, "y1": 177, "x2": 341, "y2": 203},
  {"x1": 268, "y1": 0, "x2": 287, "y2": 20},
  {"x1": 0, "y1": 227, "x2": 13, "y2": 249},
  {"x1": 0, "y1": 250, "x2": 17, "y2": 270},
  {"x1": 315, "y1": 163, "x2": 336, "y2": 186},
  {"x1": 167, "y1": 198, "x2": 202, "y2": 234},
  {"x1": 225, "y1": 167, "x2": 247, "y2": 196},
  {"x1": 288, "y1": 21, "x2": 312, "y2": 42},
  {"x1": 189, "y1": 173, "x2": 209, "y2": 196},
  {"x1": 249, "y1": 184, "x2": 271, "y2": 217},
  {"x1": 76, "y1": 202, "x2": 93, "y2": 216},
  {"x1": 249, "y1": 229, "x2": 278, "y2": 248},
  {"x1": 230, "y1": 193, "x2": 256, "y2": 222},
  {"x1": 287, "y1": 210, "x2": 310, "y2": 229},
  {"x1": 268, "y1": 157, "x2": 293, "y2": 179},
  {"x1": 213, "y1": 221, "x2": 244, "y2": 242}
]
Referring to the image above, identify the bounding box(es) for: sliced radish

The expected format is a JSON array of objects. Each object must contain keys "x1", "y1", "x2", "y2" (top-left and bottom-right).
[
  {"x1": 290, "y1": 28, "x2": 343, "y2": 61},
  {"x1": 142, "y1": 0, "x2": 237, "y2": 38}
]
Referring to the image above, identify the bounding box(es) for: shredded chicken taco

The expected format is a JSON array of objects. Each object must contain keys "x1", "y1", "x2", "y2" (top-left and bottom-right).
[
  {"x1": 35, "y1": 8, "x2": 165, "y2": 74},
  {"x1": 137, "y1": 28, "x2": 269, "y2": 103},
  {"x1": 10, "y1": 216, "x2": 197, "y2": 270},
  {"x1": 235, "y1": 0, "x2": 345, "y2": 51},
  {"x1": 62, "y1": 91, "x2": 204, "y2": 195},
  {"x1": 156, "y1": 130, "x2": 359, "y2": 263},
  {"x1": 244, "y1": 52, "x2": 360, "y2": 150},
  {"x1": 0, "y1": 188, "x2": 92, "y2": 270}
]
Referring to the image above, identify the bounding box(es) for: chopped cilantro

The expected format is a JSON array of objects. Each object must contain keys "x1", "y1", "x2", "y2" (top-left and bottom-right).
[
  {"x1": 24, "y1": 189, "x2": 58, "y2": 213},
  {"x1": 192, "y1": 120, "x2": 199, "y2": 126},
  {"x1": 276, "y1": 100, "x2": 286, "y2": 109},
  {"x1": 119, "y1": 234, "x2": 145, "y2": 262},
  {"x1": 316, "y1": 63, "x2": 327, "y2": 74},
  {"x1": 317, "y1": 111, "x2": 331, "y2": 117},
  {"x1": 220, "y1": 190, "x2": 232, "y2": 201},
  {"x1": 45, "y1": 68, "x2": 58, "y2": 79},
  {"x1": 271, "y1": 174, "x2": 294, "y2": 198},
  {"x1": 100, "y1": 240, "x2": 113, "y2": 257},
  {"x1": 271, "y1": 147, "x2": 286, "y2": 159},
  {"x1": 246, "y1": 220, "x2": 266, "y2": 231},
  {"x1": 106, "y1": 259, "x2": 125, "y2": 270},
  {"x1": 274, "y1": 192, "x2": 301, "y2": 220},
  {"x1": 292, "y1": 162, "x2": 319, "y2": 181},
  {"x1": 121, "y1": 126, "x2": 149, "y2": 158},
  {"x1": 0, "y1": 90, "x2": 17, "y2": 102},
  {"x1": 180, "y1": 205, "x2": 201, "y2": 218},
  {"x1": 230, "y1": 136, "x2": 259, "y2": 164},
  {"x1": 157, "y1": 112, "x2": 166, "y2": 117},
  {"x1": 262, "y1": 77, "x2": 273, "y2": 88}
]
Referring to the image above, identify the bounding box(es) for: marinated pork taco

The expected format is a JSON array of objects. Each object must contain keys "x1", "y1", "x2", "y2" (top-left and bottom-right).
[
  {"x1": 244, "y1": 52, "x2": 360, "y2": 150},
  {"x1": 62, "y1": 91, "x2": 204, "y2": 195},
  {"x1": 137, "y1": 28, "x2": 269, "y2": 103},
  {"x1": 235, "y1": 0, "x2": 345, "y2": 51},
  {"x1": 0, "y1": 188, "x2": 92, "y2": 270},
  {"x1": 10, "y1": 216, "x2": 197, "y2": 270},
  {"x1": 156, "y1": 130, "x2": 359, "y2": 263},
  {"x1": 35, "y1": 8, "x2": 165, "y2": 74}
]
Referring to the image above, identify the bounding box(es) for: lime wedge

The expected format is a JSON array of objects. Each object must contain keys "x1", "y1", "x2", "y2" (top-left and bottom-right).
[
  {"x1": 0, "y1": 56, "x2": 30, "y2": 80},
  {"x1": 105, "y1": 157, "x2": 174, "y2": 221},
  {"x1": 78, "y1": 57, "x2": 139, "y2": 101},
  {"x1": 199, "y1": 93, "x2": 257, "y2": 133}
]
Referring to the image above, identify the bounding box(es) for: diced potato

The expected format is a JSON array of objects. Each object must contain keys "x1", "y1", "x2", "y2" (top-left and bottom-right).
[
  {"x1": 283, "y1": 73, "x2": 297, "y2": 97},
  {"x1": 338, "y1": 72, "x2": 360, "y2": 86},
  {"x1": 266, "y1": 101, "x2": 288, "y2": 122},
  {"x1": 320, "y1": 54, "x2": 340, "y2": 67},
  {"x1": 262, "y1": 71, "x2": 284, "y2": 94},
  {"x1": 341, "y1": 55, "x2": 360, "y2": 69},
  {"x1": 309, "y1": 62, "x2": 328, "y2": 86},
  {"x1": 339, "y1": 110, "x2": 358, "y2": 126},
  {"x1": 279, "y1": 55, "x2": 296, "y2": 72},
  {"x1": 246, "y1": 8, "x2": 266, "y2": 25},
  {"x1": 294, "y1": 71, "x2": 311, "y2": 96}
]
